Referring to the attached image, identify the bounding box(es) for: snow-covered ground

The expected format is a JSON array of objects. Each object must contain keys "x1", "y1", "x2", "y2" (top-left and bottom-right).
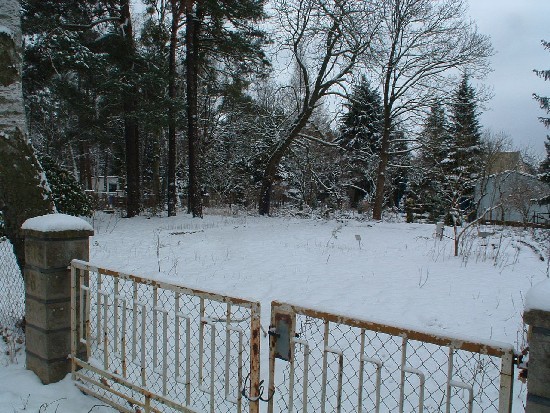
[{"x1": 1, "y1": 209, "x2": 548, "y2": 412}]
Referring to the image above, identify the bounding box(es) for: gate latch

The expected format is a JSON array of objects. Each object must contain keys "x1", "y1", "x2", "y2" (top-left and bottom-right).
[{"x1": 270, "y1": 312, "x2": 296, "y2": 362}]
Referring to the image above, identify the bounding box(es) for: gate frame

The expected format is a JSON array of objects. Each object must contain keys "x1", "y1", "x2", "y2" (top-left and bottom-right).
[
  {"x1": 70, "y1": 259, "x2": 261, "y2": 413},
  {"x1": 267, "y1": 300, "x2": 514, "y2": 413}
]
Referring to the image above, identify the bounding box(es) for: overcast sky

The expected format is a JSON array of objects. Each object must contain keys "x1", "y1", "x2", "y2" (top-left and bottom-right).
[{"x1": 468, "y1": 0, "x2": 549, "y2": 156}]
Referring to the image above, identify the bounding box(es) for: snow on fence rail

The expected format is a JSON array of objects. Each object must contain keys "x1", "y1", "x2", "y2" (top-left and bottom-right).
[
  {"x1": 267, "y1": 301, "x2": 514, "y2": 413},
  {"x1": 0, "y1": 236, "x2": 24, "y2": 335},
  {"x1": 70, "y1": 260, "x2": 262, "y2": 413}
]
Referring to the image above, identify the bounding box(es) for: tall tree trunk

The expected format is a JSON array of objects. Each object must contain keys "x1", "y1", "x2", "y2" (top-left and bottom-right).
[
  {"x1": 372, "y1": 117, "x2": 391, "y2": 220},
  {"x1": 0, "y1": 0, "x2": 53, "y2": 271},
  {"x1": 124, "y1": 101, "x2": 140, "y2": 217},
  {"x1": 152, "y1": 129, "x2": 162, "y2": 212},
  {"x1": 120, "y1": 0, "x2": 140, "y2": 218},
  {"x1": 167, "y1": 0, "x2": 183, "y2": 216},
  {"x1": 185, "y1": 1, "x2": 203, "y2": 218}
]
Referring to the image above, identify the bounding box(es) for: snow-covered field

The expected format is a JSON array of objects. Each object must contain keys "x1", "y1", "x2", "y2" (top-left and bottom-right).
[{"x1": 1, "y1": 209, "x2": 548, "y2": 412}]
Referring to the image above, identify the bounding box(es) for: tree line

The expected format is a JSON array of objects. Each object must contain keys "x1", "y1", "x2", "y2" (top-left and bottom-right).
[{"x1": 3, "y1": 0, "x2": 550, "y2": 236}]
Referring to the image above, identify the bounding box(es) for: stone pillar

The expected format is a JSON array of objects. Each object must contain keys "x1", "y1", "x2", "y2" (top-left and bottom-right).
[
  {"x1": 524, "y1": 280, "x2": 550, "y2": 413},
  {"x1": 22, "y1": 214, "x2": 93, "y2": 384}
]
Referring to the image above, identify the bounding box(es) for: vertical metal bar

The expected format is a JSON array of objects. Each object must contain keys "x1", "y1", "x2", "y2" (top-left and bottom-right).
[
  {"x1": 358, "y1": 329, "x2": 365, "y2": 413},
  {"x1": 249, "y1": 302, "x2": 261, "y2": 413},
  {"x1": 199, "y1": 298, "x2": 205, "y2": 387},
  {"x1": 141, "y1": 304, "x2": 147, "y2": 387},
  {"x1": 361, "y1": 356, "x2": 382, "y2": 413},
  {"x1": 288, "y1": 339, "x2": 296, "y2": 413},
  {"x1": 70, "y1": 263, "x2": 77, "y2": 379},
  {"x1": 399, "y1": 337, "x2": 408, "y2": 413},
  {"x1": 132, "y1": 282, "x2": 138, "y2": 361},
  {"x1": 320, "y1": 320, "x2": 330, "y2": 413},
  {"x1": 113, "y1": 277, "x2": 119, "y2": 354},
  {"x1": 403, "y1": 367, "x2": 425, "y2": 413},
  {"x1": 102, "y1": 292, "x2": 109, "y2": 370},
  {"x1": 301, "y1": 340, "x2": 310, "y2": 413},
  {"x1": 336, "y1": 351, "x2": 344, "y2": 413},
  {"x1": 267, "y1": 303, "x2": 278, "y2": 413},
  {"x1": 446, "y1": 347, "x2": 454, "y2": 413},
  {"x1": 185, "y1": 312, "x2": 191, "y2": 405},
  {"x1": 84, "y1": 285, "x2": 91, "y2": 360},
  {"x1": 174, "y1": 293, "x2": 180, "y2": 382},
  {"x1": 237, "y1": 328, "x2": 244, "y2": 413},
  {"x1": 153, "y1": 286, "x2": 158, "y2": 369},
  {"x1": 79, "y1": 270, "x2": 85, "y2": 343},
  {"x1": 96, "y1": 271, "x2": 102, "y2": 344},
  {"x1": 225, "y1": 303, "x2": 232, "y2": 403},
  {"x1": 175, "y1": 308, "x2": 192, "y2": 403},
  {"x1": 121, "y1": 299, "x2": 127, "y2": 378},
  {"x1": 144, "y1": 395, "x2": 151, "y2": 413},
  {"x1": 498, "y1": 351, "x2": 514, "y2": 413},
  {"x1": 162, "y1": 309, "x2": 168, "y2": 396},
  {"x1": 449, "y1": 380, "x2": 473, "y2": 413},
  {"x1": 210, "y1": 318, "x2": 216, "y2": 413}
]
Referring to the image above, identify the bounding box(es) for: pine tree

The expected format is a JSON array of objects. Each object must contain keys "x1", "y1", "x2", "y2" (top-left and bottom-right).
[
  {"x1": 339, "y1": 78, "x2": 383, "y2": 207},
  {"x1": 411, "y1": 101, "x2": 452, "y2": 220},
  {"x1": 184, "y1": 0, "x2": 269, "y2": 218},
  {"x1": 540, "y1": 137, "x2": 550, "y2": 185},
  {"x1": 534, "y1": 40, "x2": 550, "y2": 129},
  {"x1": 534, "y1": 40, "x2": 550, "y2": 193},
  {"x1": 447, "y1": 75, "x2": 483, "y2": 221}
]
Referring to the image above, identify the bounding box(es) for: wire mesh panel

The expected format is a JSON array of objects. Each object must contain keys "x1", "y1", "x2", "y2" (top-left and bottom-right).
[
  {"x1": 0, "y1": 236, "x2": 24, "y2": 336},
  {"x1": 70, "y1": 260, "x2": 261, "y2": 413},
  {"x1": 267, "y1": 301, "x2": 514, "y2": 413}
]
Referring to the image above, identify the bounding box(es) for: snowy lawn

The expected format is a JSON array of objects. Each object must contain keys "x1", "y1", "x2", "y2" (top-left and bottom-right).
[{"x1": 1, "y1": 210, "x2": 548, "y2": 412}]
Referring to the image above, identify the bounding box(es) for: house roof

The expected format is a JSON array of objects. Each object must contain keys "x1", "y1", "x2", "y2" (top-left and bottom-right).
[{"x1": 486, "y1": 151, "x2": 529, "y2": 175}]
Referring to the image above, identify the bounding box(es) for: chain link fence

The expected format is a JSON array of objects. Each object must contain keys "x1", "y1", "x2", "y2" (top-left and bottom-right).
[
  {"x1": 71, "y1": 260, "x2": 262, "y2": 413},
  {"x1": 268, "y1": 301, "x2": 514, "y2": 413},
  {"x1": 0, "y1": 236, "x2": 25, "y2": 337}
]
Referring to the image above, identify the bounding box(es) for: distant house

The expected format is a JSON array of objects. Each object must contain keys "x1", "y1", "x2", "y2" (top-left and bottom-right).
[
  {"x1": 485, "y1": 151, "x2": 531, "y2": 175},
  {"x1": 475, "y1": 153, "x2": 550, "y2": 226},
  {"x1": 91, "y1": 176, "x2": 123, "y2": 195},
  {"x1": 89, "y1": 176, "x2": 126, "y2": 209}
]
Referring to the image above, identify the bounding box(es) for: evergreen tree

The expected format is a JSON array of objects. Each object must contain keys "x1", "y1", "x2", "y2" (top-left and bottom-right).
[
  {"x1": 411, "y1": 101, "x2": 452, "y2": 220},
  {"x1": 534, "y1": 40, "x2": 550, "y2": 195},
  {"x1": 339, "y1": 78, "x2": 383, "y2": 207},
  {"x1": 534, "y1": 40, "x2": 550, "y2": 129},
  {"x1": 184, "y1": 0, "x2": 269, "y2": 218},
  {"x1": 540, "y1": 136, "x2": 550, "y2": 185},
  {"x1": 447, "y1": 75, "x2": 483, "y2": 221},
  {"x1": 39, "y1": 155, "x2": 93, "y2": 217}
]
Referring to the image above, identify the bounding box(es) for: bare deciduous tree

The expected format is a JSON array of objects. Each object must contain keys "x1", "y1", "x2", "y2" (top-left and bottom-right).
[
  {"x1": 258, "y1": 0, "x2": 376, "y2": 215},
  {"x1": 368, "y1": 0, "x2": 493, "y2": 220}
]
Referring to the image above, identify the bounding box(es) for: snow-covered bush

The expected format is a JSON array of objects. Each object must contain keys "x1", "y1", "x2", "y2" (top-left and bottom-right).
[{"x1": 39, "y1": 155, "x2": 93, "y2": 217}]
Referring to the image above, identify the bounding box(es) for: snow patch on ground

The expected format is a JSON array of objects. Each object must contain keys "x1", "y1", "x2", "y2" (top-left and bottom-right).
[{"x1": 2, "y1": 210, "x2": 547, "y2": 411}]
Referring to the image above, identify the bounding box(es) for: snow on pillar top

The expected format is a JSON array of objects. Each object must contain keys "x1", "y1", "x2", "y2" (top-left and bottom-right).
[
  {"x1": 524, "y1": 279, "x2": 550, "y2": 313},
  {"x1": 22, "y1": 214, "x2": 94, "y2": 238}
]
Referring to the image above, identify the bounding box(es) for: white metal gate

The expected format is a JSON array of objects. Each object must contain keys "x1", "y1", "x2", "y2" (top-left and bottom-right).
[
  {"x1": 70, "y1": 261, "x2": 515, "y2": 413},
  {"x1": 266, "y1": 301, "x2": 514, "y2": 413},
  {"x1": 70, "y1": 260, "x2": 262, "y2": 413}
]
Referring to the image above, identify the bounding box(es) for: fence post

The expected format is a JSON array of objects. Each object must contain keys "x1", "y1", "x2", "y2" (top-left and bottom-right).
[
  {"x1": 22, "y1": 214, "x2": 93, "y2": 384},
  {"x1": 524, "y1": 279, "x2": 550, "y2": 413}
]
